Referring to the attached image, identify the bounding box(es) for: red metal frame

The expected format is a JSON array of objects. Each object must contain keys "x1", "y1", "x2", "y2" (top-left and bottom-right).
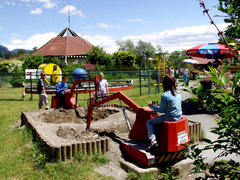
[
  {"x1": 51, "y1": 75, "x2": 99, "y2": 109},
  {"x1": 86, "y1": 91, "x2": 190, "y2": 167},
  {"x1": 86, "y1": 91, "x2": 140, "y2": 129}
]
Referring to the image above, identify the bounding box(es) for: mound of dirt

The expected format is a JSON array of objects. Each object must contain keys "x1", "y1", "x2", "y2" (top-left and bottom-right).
[{"x1": 40, "y1": 107, "x2": 120, "y2": 124}]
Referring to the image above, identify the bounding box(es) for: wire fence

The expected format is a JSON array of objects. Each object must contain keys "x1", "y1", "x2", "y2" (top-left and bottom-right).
[{"x1": 0, "y1": 69, "x2": 163, "y2": 99}]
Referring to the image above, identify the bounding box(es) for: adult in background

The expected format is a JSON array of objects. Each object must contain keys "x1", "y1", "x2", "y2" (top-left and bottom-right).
[
  {"x1": 174, "y1": 67, "x2": 179, "y2": 86},
  {"x1": 165, "y1": 66, "x2": 169, "y2": 75},
  {"x1": 37, "y1": 71, "x2": 49, "y2": 110},
  {"x1": 170, "y1": 66, "x2": 174, "y2": 77},
  {"x1": 97, "y1": 72, "x2": 109, "y2": 99},
  {"x1": 182, "y1": 66, "x2": 189, "y2": 86},
  {"x1": 146, "y1": 75, "x2": 182, "y2": 151},
  {"x1": 55, "y1": 75, "x2": 68, "y2": 109}
]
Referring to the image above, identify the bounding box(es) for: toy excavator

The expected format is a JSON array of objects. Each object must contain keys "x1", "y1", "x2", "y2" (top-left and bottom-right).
[
  {"x1": 52, "y1": 75, "x2": 190, "y2": 167},
  {"x1": 51, "y1": 75, "x2": 99, "y2": 109}
]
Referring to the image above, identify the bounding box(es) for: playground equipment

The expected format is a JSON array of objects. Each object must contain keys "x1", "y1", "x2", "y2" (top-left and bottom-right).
[
  {"x1": 148, "y1": 53, "x2": 167, "y2": 88},
  {"x1": 50, "y1": 67, "x2": 189, "y2": 167},
  {"x1": 72, "y1": 68, "x2": 87, "y2": 80},
  {"x1": 149, "y1": 53, "x2": 167, "y2": 76},
  {"x1": 51, "y1": 68, "x2": 98, "y2": 109},
  {"x1": 37, "y1": 63, "x2": 62, "y2": 84},
  {"x1": 86, "y1": 91, "x2": 190, "y2": 167}
]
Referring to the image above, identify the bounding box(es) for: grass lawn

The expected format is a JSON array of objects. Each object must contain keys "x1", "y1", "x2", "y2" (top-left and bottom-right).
[{"x1": 0, "y1": 84, "x2": 163, "y2": 179}]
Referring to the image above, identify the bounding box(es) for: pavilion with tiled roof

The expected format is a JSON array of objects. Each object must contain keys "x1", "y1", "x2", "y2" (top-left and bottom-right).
[
  {"x1": 32, "y1": 28, "x2": 94, "y2": 64},
  {"x1": 190, "y1": 57, "x2": 221, "y2": 69}
]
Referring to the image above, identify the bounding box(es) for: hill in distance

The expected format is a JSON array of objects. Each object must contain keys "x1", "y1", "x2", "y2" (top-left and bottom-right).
[{"x1": 0, "y1": 45, "x2": 31, "y2": 55}]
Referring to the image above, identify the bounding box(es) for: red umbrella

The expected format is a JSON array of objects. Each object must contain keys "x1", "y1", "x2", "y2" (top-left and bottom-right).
[{"x1": 186, "y1": 43, "x2": 236, "y2": 59}]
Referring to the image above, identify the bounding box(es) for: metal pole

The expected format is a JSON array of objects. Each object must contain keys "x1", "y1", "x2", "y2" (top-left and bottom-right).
[
  {"x1": 30, "y1": 74, "x2": 33, "y2": 100},
  {"x1": 148, "y1": 69, "x2": 151, "y2": 94},
  {"x1": 157, "y1": 70, "x2": 160, "y2": 93},
  {"x1": 139, "y1": 69, "x2": 142, "y2": 96}
]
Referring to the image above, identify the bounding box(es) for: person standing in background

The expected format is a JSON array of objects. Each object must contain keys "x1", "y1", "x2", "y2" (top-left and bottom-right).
[
  {"x1": 170, "y1": 66, "x2": 174, "y2": 77},
  {"x1": 37, "y1": 71, "x2": 49, "y2": 110},
  {"x1": 174, "y1": 67, "x2": 179, "y2": 87},
  {"x1": 182, "y1": 66, "x2": 189, "y2": 86},
  {"x1": 98, "y1": 72, "x2": 109, "y2": 99},
  {"x1": 165, "y1": 66, "x2": 169, "y2": 75}
]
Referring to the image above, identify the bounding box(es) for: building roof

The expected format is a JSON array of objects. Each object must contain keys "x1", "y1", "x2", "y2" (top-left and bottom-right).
[
  {"x1": 191, "y1": 57, "x2": 214, "y2": 65},
  {"x1": 32, "y1": 28, "x2": 93, "y2": 57}
]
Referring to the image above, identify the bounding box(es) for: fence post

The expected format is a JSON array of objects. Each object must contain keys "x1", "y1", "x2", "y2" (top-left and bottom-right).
[
  {"x1": 0, "y1": 71, "x2": 2, "y2": 88},
  {"x1": 157, "y1": 70, "x2": 160, "y2": 93},
  {"x1": 30, "y1": 74, "x2": 33, "y2": 100},
  {"x1": 148, "y1": 69, "x2": 151, "y2": 94},
  {"x1": 139, "y1": 69, "x2": 142, "y2": 96}
]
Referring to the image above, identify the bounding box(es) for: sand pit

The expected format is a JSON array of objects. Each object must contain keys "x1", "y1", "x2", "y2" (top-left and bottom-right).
[{"x1": 21, "y1": 105, "x2": 136, "y2": 157}]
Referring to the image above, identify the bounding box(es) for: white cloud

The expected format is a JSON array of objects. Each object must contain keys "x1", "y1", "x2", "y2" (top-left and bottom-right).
[
  {"x1": 4, "y1": 32, "x2": 57, "y2": 51},
  {"x1": 30, "y1": 8, "x2": 42, "y2": 15},
  {"x1": 37, "y1": 0, "x2": 56, "y2": 9},
  {"x1": 127, "y1": 18, "x2": 145, "y2": 23},
  {"x1": 59, "y1": 5, "x2": 85, "y2": 18},
  {"x1": 98, "y1": 23, "x2": 113, "y2": 29},
  {"x1": 4, "y1": 1, "x2": 16, "y2": 6},
  {"x1": 121, "y1": 23, "x2": 228, "y2": 53},
  {"x1": 4, "y1": 23, "x2": 228, "y2": 54},
  {"x1": 20, "y1": 0, "x2": 30, "y2": 2},
  {"x1": 98, "y1": 23, "x2": 120, "y2": 29},
  {"x1": 82, "y1": 34, "x2": 118, "y2": 54}
]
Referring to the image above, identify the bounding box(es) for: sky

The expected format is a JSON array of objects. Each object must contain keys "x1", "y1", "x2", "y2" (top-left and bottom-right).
[{"x1": 0, "y1": 0, "x2": 228, "y2": 53}]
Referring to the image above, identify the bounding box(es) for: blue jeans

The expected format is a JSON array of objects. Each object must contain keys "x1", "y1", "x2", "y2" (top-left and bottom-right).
[
  {"x1": 146, "y1": 115, "x2": 181, "y2": 139},
  {"x1": 183, "y1": 74, "x2": 188, "y2": 82}
]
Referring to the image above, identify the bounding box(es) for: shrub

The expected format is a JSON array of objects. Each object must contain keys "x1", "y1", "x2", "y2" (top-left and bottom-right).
[
  {"x1": 184, "y1": 64, "x2": 240, "y2": 179},
  {"x1": 10, "y1": 67, "x2": 25, "y2": 88}
]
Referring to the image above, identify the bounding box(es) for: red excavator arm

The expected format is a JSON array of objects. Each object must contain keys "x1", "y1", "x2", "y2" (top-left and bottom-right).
[
  {"x1": 86, "y1": 91, "x2": 140, "y2": 129},
  {"x1": 64, "y1": 75, "x2": 99, "y2": 109}
]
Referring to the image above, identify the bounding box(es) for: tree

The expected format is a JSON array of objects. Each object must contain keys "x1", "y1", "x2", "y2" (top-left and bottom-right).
[
  {"x1": 168, "y1": 51, "x2": 181, "y2": 61},
  {"x1": 155, "y1": 45, "x2": 163, "y2": 54},
  {"x1": 0, "y1": 50, "x2": 3, "y2": 58},
  {"x1": 4, "y1": 51, "x2": 12, "y2": 59},
  {"x1": 32, "y1": 46, "x2": 37, "y2": 52},
  {"x1": 168, "y1": 50, "x2": 189, "y2": 66},
  {"x1": 135, "y1": 40, "x2": 156, "y2": 69},
  {"x1": 116, "y1": 39, "x2": 135, "y2": 52},
  {"x1": 10, "y1": 66, "x2": 25, "y2": 88},
  {"x1": 113, "y1": 51, "x2": 137, "y2": 69},
  {"x1": 86, "y1": 46, "x2": 113, "y2": 69},
  {"x1": 20, "y1": 54, "x2": 44, "y2": 71},
  {"x1": 14, "y1": 49, "x2": 26, "y2": 58},
  {"x1": 43, "y1": 57, "x2": 62, "y2": 68}
]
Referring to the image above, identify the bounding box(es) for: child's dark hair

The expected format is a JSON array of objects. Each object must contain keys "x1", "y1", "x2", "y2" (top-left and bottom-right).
[
  {"x1": 162, "y1": 75, "x2": 177, "y2": 96},
  {"x1": 62, "y1": 75, "x2": 67, "y2": 80}
]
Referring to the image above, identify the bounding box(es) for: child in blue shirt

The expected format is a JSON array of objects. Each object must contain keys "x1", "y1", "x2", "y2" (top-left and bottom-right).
[
  {"x1": 146, "y1": 75, "x2": 182, "y2": 151},
  {"x1": 55, "y1": 75, "x2": 68, "y2": 108}
]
